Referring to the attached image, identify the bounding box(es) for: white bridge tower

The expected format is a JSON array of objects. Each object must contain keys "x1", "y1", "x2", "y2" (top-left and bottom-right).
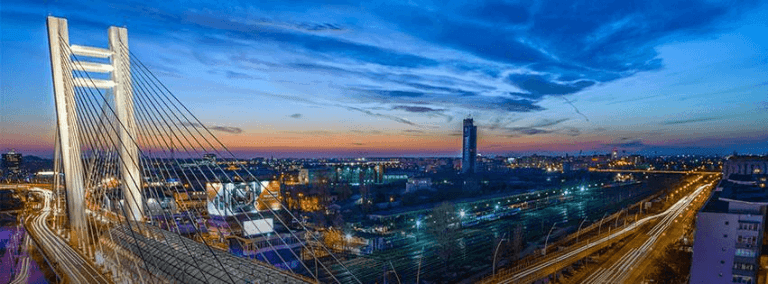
[{"x1": 47, "y1": 16, "x2": 143, "y2": 245}]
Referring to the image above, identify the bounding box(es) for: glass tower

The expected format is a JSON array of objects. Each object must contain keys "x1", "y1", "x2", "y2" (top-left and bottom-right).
[{"x1": 461, "y1": 118, "x2": 477, "y2": 174}]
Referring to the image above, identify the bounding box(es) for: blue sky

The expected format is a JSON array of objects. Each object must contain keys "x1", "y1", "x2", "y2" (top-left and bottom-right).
[{"x1": 1, "y1": 0, "x2": 767, "y2": 157}]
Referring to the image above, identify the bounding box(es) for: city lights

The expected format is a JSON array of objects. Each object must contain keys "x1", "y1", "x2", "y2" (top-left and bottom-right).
[{"x1": 1, "y1": 1, "x2": 764, "y2": 283}]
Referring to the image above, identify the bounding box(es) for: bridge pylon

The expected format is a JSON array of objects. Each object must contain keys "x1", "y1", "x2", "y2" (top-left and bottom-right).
[{"x1": 46, "y1": 16, "x2": 143, "y2": 246}]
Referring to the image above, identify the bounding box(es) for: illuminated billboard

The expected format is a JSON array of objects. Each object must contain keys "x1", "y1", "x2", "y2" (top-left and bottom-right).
[
  {"x1": 206, "y1": 181, "x2": 282, "y2": 217},
  {"x1": 243, "y1": 218, "x2": 274, "y2": 236}
]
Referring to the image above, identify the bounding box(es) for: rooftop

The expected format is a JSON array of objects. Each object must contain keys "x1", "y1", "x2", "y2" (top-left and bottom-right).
[
  {"x1": 702, "y1": 176, "x2": 768, "y2": 213},
  {"x1": 726, "y1": 155, "x2": 768, "y2": 162}
]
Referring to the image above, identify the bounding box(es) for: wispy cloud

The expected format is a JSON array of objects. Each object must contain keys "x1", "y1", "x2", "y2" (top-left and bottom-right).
[
  {"x1": 180, "y1": 122, "x2": 243, "y2": 134},
  {"x1": 225, "y1": 70, "x2": 259, "y2": 80},
  {"x1": 402, "y1": 129, "x2": 425, "y2": 134},
  {"x1": 289, "y1": 113, "x2": 303, "y2": 119},
  {"x1": 661, "y1": 116, "x2": 725, "y2": 125},
  {"x1": 391, "y1": 105, "x2": 445, "y2": 113},
  {"x1": 603, "y1": 138, "x2": 645, "y2": 148},
  {"x1": 341, "y1": 105, "x2": 424, "y2": 127},
  {"x1": 496, "y1": 118, "x2": 576, "y2": 137},
  {"x1": 351, "y1": 130, "x2": 383, "y2": 135}
]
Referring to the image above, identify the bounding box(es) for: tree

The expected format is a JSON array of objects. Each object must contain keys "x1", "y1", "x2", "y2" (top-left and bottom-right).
[{"x1": 647, "y1": 242, "x2": 692, "y2": 284}]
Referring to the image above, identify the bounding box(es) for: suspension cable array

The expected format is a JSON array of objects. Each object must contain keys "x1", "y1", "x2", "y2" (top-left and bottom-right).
[{"x1": 46, "y1": 16, "x2": 361, "y2": 284}]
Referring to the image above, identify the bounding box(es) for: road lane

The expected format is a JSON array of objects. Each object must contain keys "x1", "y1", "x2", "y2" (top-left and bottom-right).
[{"x1": 496, "y1": 181, "x2": 712, "y2": 283}]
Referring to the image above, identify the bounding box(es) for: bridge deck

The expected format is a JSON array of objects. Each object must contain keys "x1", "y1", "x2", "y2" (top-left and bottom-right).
[{"x1": 111, "y1": 225, "x2": 315, "y2": 284}]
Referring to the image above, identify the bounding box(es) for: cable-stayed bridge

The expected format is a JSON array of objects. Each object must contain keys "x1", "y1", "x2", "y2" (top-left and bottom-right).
[{"x1": 29, "y1": 16, "x2": 361, "y2": 284}]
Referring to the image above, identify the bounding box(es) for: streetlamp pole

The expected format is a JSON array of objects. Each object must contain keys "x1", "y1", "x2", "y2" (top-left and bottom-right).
[
  {"x1": 576, "y1": 218, "x2": 587, "y2": 243},
  {"x1": 615, "y1": 209, "x2": 625, "y2": 228},
  {"x1": 389, "y1": 260, "x2": 402, "y2": 284},
  {"x1": 416, "y1": 246, "x2": 424, "y2": 284},
  {"x1": 493, "y1": 233, "x2": 508, "y2": 277},
  {"x1": 543, "y1": 223, "x2": 557, "y2": 256},
  {"x1": 598, "y1": 212, "x2": 608, "y2": 237}
]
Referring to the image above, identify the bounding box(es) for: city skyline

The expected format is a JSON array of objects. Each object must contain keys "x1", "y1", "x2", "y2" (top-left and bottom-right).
[{"x1": 3, "y1": 0, "x2": 768, "y2": 158}]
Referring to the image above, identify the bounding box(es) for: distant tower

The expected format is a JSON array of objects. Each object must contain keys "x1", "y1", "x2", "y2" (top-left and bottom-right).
[{"x1": 461, "y1": 118, "x2": 477, "y2": 174}]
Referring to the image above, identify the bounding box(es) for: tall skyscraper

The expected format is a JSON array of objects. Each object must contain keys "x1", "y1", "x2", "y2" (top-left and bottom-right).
[{"x1": 461, "y1": 118, "x2": 477, "y2": 174}]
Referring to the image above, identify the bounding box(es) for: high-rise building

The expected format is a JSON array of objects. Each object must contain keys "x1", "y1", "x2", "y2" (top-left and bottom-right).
[
  {"x1": 2, "y1": 149, "x2": 22, "y2": 174},
  {"x1": 461, "y1": 118, "x2": 477, "y2": 174},
  {"x1": 690, "y1": 156, "x2": 768, "y2": 284}
]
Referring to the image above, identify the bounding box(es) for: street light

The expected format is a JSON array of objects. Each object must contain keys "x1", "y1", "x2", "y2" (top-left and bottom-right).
[
  {"x1": 615, "y1": 209, "x2": 626, "y2": 228},
  {"x1": 416, "y1": 220, "x2": 422, "y2": 230},
  {"x1": 459, "y1": 210, "x2": 466, "y2": 218},
  {"x1": 576, "y1": 218, "x2": 588, "y2": 243},
  {"x1": 416, "y1": 246, "x2": 425, "y2": 284},
  {"x1": 598, "y1": 212, "x2": 608, "y2": 236},
  {"x1": 493, "y1": 233, "x2": 508, "y2": 277},
  {"x1": 543, "y1": 223, "x2": 557, "y2": 256}
]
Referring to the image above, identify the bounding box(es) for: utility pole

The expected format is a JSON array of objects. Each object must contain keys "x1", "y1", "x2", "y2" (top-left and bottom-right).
[{"x1": 493, "y1": 233, "x2": 508, "y2": 277}]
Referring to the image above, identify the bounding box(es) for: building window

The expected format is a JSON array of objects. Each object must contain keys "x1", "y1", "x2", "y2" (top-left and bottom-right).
[
  {"x1": 738, "y1": 222, "x2": 759, "y2": 231},
  {"x1": 735, "y1": 248, "x2": 756, "y2": 257},
  {"x1": 732, "y1": 275, "x2": 754, "y2": 284},
  {"x1": 737, "y1": 236, "x2": 758, "y2": 246},
  {"x1": 733, "y1": 262, "x2": 755, "y2": 271}
]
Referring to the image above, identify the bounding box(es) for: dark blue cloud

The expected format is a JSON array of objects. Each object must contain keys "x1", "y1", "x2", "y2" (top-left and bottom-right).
[
  {"x1": 355, "y1": 86, "x2": 544, "y2": 113},
  {"x1": 507, "y1": 74, "x2": 596, "y2": 99},
  {"x1": 181, "y1": 11, "x2": 439, "y2": 68},
  {"x1": 386, "y1": 11, "x2": 549, "y2": 65},
  {"x1": 603, "y1": 138, "x2": 645, "y2": 148},
  {"x1": 661, "y1": 116, "x2": 725, "y2": 125},
  {"x1": 391, "y1": 105, "x2": 444, "y2": 113},
  {"x1": 10, "y1": 0, "x2": 757, "y2": 122},
  {"x1": 375, "y1": 0, "x2": 756, "y2": 88},
  {"x1": 369, "y1": 90, "x2": 426, "y2": 98}
]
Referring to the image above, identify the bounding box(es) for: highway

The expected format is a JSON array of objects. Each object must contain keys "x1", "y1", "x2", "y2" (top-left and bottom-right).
[
  {"x1": 495, "y1": 180, "x2": 712, "y2": 283},
  {"x1": 589, "y1": 168, "x2": 719, "y2": 174},
  {"x1": 581, "y1": 182, "x2": 710, "y2": 283},
  {"x1": 25, "y1": 187, "x2": 111, "y2": 284}
]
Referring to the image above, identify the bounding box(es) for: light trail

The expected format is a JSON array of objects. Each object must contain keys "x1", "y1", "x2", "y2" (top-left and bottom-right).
[
  {"x1": 495, "y1": 178, "x2": 712, "y2": 284},
  {"x1": 25, "y1": 187, "x2": 111, "y2": 284},
  {"x1": 581, "y1": 181, "x2": 711, "y2": 284},
  {"x1": 9, "y1": 236, "x2": 31, "y2": 284}
]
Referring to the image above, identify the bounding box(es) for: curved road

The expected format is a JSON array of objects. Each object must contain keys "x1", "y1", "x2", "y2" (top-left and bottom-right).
[
  {"x1": 26, "y1": 187, "x2": 111, "y2": 284},
  {"x1": 581, "y1": 180, "x2": 711, "y2": 284},
  {"x1": 498, "y1": 181, "x2": 712, "y2": 283}
]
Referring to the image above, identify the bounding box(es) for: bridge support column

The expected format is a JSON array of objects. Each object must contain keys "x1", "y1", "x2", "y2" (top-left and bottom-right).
[
  {"x1": 109, "y1": 26, "x2": 143, "y2": 222},
  {"x1": 47, "y1": 16, "x2": 87, "y2": 246}
]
